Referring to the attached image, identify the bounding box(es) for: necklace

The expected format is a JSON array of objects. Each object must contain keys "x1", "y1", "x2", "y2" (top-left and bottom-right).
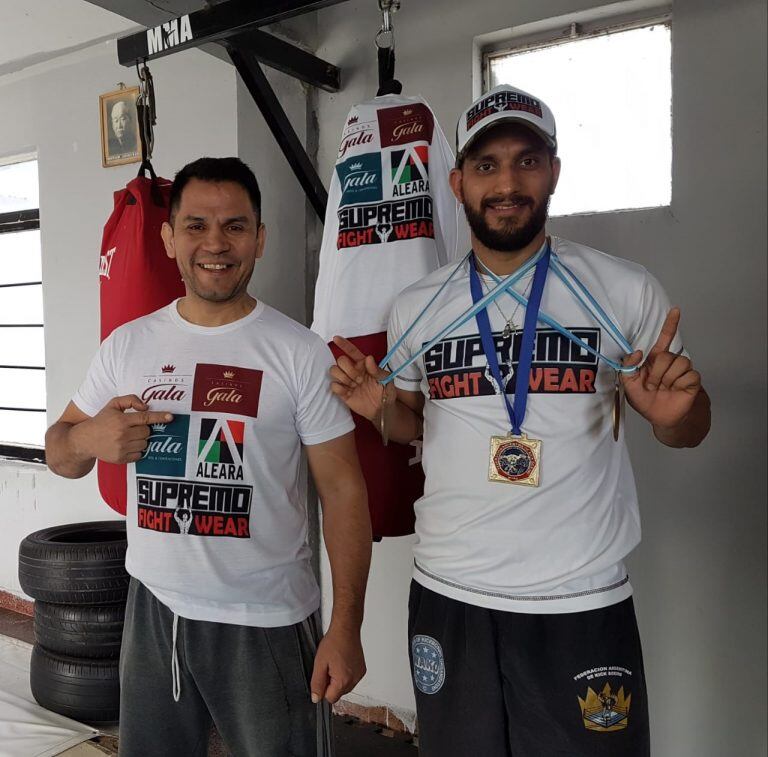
[{"x1": 477, "y1": 265, "x2": 533, "y2": 338}]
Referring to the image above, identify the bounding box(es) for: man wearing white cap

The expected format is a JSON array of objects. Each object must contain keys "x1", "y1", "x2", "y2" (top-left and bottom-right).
[{"x1": 331, "y1": 84, "x2": 710, "y2": 755}]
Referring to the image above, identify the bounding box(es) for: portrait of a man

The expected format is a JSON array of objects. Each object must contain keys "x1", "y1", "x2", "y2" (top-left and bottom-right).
[{"x1": 99, "y1": 87, "x2": 141, "y2": 167}]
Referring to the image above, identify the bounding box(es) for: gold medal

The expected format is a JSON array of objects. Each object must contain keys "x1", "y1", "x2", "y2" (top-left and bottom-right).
[
  {"x1": 488, "y1": 433, "x2": 541, "y2": 486},
  {"x1": 612, "y1": 372, "x2": 624, "y2": 442}
]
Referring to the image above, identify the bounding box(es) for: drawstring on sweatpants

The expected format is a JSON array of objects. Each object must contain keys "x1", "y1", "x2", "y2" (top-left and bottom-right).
[{"x1": 171, "y1": 612, "x2": 181, "y2": 702}]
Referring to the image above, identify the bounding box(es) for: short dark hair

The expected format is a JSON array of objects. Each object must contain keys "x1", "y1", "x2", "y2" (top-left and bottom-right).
[{"x1": 169, "y1": 157, "x2": 262, "y2": 222}]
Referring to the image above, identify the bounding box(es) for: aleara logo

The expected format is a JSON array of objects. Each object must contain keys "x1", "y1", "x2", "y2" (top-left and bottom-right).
[{"x1": 147, "y1": 15, "x2": 193, "y2": 55}]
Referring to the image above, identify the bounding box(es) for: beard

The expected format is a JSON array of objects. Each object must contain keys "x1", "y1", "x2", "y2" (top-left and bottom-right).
[
  {"x1": 464, "y1": 192, "x2": 550, "y2": 252},
  {"x1": 181, "y1": 259, "x2": 253, "y2": 304}
]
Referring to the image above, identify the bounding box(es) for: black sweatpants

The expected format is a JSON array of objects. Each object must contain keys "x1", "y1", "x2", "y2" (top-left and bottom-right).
[
  {"x1": 118, "y1": 578, "x2": 332, "y2": 757},
  {"x1": 408, "y1": 581, "x2": 650, "y2": 757}
]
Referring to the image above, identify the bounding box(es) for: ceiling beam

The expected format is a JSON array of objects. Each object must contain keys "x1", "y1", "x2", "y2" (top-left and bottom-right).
[{"x1": 114, "y1": 0, "x2": 346, "y2": 66}]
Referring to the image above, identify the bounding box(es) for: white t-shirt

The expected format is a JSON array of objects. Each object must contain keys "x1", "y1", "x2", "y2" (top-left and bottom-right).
[
  {"x1": 73, "y1": 300, "x2": 354, "y2": 626},
  {"x1": 388, "y1": 237, "x2": 684, "y2": 613},
  {"x1": 311, "y1": 94, "x2": 468, "y2": 342}
]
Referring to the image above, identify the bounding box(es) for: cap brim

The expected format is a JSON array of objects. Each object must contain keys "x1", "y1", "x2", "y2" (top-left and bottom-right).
[{"x1": 458, "y1": 116, "x2": 556, "y2": 160}]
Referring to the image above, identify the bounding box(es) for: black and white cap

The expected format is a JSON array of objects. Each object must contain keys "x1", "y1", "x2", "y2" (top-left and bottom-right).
[{"x1": 456, "y1": 84, "x2": 557, "y2": 159}]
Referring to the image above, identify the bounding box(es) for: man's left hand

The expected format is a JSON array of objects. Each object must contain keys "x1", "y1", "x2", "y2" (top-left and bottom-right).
[
  {"x1": 310, "y1": 626, "x2": 366, "y2": 704},
  {"x1": 621, "y1": 307, "x2": 702, "y2": 430}
]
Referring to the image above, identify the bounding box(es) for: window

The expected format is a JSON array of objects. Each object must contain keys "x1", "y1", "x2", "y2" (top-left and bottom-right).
[
  {"x1": 484, "y1": 18, "x2": 671, "y2": 216},
  {"x1": 0, "y1": 156, "x2": 46, "y2": 463}
]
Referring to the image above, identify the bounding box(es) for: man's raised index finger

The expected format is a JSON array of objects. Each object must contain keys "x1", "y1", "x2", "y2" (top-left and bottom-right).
[
  {"x1": 332, "y1": 335, "x2": 367, "y2": 362},
  {"x1": 649, "y1": 307, "x2": 680, "y2": 356}
]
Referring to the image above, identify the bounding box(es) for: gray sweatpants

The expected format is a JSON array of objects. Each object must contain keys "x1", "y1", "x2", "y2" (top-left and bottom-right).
[{"x1": 118, "y1": 578, "x2": 332, "y2": 757}]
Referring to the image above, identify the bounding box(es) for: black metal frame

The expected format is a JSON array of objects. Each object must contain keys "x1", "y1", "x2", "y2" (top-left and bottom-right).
[
  {"x1": 117, "y1": 0, "x2": 348, "y2": 220},
  {"x1": 0, "y1": 208, "x2": 46, "y2": 464}
]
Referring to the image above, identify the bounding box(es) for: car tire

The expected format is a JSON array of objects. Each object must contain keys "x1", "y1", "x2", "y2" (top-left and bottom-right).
[
  {"x1": 34, "y1": 601, "x2": 125, "y2": 659},
  {"x1": 30, "y1": 644, "x2": 120, "y2": 724},
  {"x1": 18, "y1": 521, "x2": 128, "y2": 604}
]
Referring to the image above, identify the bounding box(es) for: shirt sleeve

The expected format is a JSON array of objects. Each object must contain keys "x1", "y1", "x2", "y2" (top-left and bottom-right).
[
  {"x1": 629, "y1": 270, "x2": 688, "y2": 360},
  {"x1": 387, "y1": 299, "x2": 423, "y2": 393},
  {"x1": 295, "y1": 338, "x2": 355, "y2": 446},
  {"x1": 71, "y1": 332, "x2": 120, "y2": 417}
]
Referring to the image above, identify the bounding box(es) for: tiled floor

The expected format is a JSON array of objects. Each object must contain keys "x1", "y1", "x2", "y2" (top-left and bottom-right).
[{"x1": 0, "y1": 607, "x2": 417, "y2": 756}]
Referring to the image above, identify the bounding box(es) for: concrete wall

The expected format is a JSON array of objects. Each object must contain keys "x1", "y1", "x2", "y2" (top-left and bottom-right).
[
  {"x1": 314, "y1": 0, "x2": 767, "y2": 753},
  {"x1": 0, "y1": 40, "x2": 238, "y2": 593}
]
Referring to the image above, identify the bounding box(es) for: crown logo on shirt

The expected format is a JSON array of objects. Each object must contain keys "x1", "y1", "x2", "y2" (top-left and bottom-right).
[
  {"x1": 223, "y1": 371, "x2": 235, "y2": 379},
  {"x1": 402, "y1": 109, "x2": 413, "y2": 116},
  {"x1": 161, "y1": 364, "x2": 175, "y2": 373},
  {"x1": 347, "y1": 115, "x2": 359, "y2": 124},
  {"x1": 151, "y1": 423, "x2": 167, "y2": 432},
  {"x1": 350, "y1": 162, "x2": 363, "y2": 171}
]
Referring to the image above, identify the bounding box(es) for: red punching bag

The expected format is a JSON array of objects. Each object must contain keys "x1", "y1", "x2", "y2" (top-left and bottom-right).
[
  {"x1": 329, "y1": 332, "x2": 422, "y2": 538},
  {"x1": 97, "y1": 164, "x2": 185, "y2": 514}
]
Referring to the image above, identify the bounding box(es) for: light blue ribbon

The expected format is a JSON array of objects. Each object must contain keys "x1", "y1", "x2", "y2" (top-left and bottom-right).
[{"x1": 379, "y1": 245, "x2": 638, "y2": 386}]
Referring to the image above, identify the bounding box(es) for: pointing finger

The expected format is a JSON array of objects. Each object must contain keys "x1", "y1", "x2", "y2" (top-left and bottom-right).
[
  {"x1": 648, "y1": 308, "x2": 681, "y2": 358},
  {"x1": 127, "y1": 411, "x2": 173, "y2": 427},
  {"x1": 332, "y1": 335, "x2": 367, "y2": 363}
]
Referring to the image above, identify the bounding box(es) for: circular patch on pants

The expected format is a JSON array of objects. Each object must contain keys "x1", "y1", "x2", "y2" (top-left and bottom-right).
[{"x1": 411, "y1": 635, "x2": 445, "y2": 695}]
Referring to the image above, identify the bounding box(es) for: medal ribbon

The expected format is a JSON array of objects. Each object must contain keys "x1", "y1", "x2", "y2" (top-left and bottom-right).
[
  {"x1": 379, "y1": 247, "x2": 546, "y2": 384},
  {"x1": 469, "y1": 246, "x2": 550, "y2": 436},
  {"x1": 379, "y1": 242, "x2": 638, "y2": 386}
]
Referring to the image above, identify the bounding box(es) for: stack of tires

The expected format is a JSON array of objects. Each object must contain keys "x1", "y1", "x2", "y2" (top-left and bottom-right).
[{"x1": 18, "y1": 521, "x2": 128, "y2": 724}]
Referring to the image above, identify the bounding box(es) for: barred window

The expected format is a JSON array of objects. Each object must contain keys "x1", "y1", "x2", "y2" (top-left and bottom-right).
[{"x1": 0, "y1": 156, "x2": 46, "y2": 463}]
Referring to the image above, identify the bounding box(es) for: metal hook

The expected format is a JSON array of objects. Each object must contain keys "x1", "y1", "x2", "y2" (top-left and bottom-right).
[{"x1": 376, "y1": 0, "x2": 400, "y2": 49}]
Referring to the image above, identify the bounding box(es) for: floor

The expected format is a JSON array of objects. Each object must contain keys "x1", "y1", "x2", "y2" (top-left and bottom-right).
[{"x1": 0, "y1": 607, "x2": 417, "y2": 756}]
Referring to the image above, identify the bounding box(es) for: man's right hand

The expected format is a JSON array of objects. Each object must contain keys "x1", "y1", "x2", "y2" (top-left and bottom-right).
[
  {"x1": 74, "y1": 395, "x2": 173, "y2": 465},
  {"x1": 329, "y1": 336, "x2": 394, "y2": 422}
]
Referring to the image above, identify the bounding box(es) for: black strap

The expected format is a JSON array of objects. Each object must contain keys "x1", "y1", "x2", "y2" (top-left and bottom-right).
[
  {"x1": 135, "y1": 159, "x2": 165, "y2": 208},
  {"x1": 377, "y1": 46, "x2": 402, "y2": 96}
]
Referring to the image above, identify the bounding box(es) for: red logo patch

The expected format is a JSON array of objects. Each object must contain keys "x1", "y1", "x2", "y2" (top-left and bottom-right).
[
  {"x1": 192, "y1": 364, "x2": 263, "y2": 418},
  {"x1": 377, "y1": 103, "x2": 434, "y2": 148}
]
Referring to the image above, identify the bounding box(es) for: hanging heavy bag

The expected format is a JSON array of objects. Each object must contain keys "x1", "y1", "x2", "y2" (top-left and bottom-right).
[{"x1": 97, "y1": 163, "x2": 185, "y2": 515}]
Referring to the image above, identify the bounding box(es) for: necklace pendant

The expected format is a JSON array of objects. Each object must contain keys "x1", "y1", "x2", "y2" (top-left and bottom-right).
[{"x1": 488, "y1": 433, "x2": 541, "y2": 486}]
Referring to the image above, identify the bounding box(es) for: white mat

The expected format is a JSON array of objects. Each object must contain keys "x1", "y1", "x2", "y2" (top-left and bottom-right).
[{"x1": 0, "y1": 635, "x2": 98, "y2": 757}]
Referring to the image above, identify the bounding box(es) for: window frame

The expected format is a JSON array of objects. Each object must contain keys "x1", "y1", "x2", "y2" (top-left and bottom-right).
[{"x1": 0, "y1": 206, "x2": 46, "y2": 465}]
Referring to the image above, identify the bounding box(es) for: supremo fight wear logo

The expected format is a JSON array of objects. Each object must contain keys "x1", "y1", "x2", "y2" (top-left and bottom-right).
[
  {"x1": 466, "y1": 90, "x2": 543, "y2": 130},
  {"x1": 337, "y1": 196, "x2": 434, "y2": 250},
  {"x1": 137, "y1": 477, "x2": 252, "y2": 538},
  {"x1": 424, "y1": 328, "x2": 600, "y2": 400}
]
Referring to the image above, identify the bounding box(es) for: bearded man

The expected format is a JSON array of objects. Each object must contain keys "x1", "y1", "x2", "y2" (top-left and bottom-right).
[{"x1": 330, "y1": 85, "x2": 710, "y2": 756}]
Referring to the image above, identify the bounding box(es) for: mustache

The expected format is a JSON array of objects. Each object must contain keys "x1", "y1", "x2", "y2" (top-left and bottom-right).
[{"x1": 481, "y1": 195, "x2": 534, "y2": 209}]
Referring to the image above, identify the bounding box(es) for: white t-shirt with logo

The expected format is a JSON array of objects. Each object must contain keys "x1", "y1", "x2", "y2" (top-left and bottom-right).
[
  {"x1": 73, "y1": 300, "x2": 354, "y2": 626},
  {"x1": 388, "y1": 237, "x2": 684, "y2": 613},
  {"x1": 311, "y1": 94, "x2": 468, "y2": 342}
]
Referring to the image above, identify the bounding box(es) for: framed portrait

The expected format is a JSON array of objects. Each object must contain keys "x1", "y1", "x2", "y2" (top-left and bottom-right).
[{"x1": 99, "y1": 86, "x2": 141, "y2": 167}]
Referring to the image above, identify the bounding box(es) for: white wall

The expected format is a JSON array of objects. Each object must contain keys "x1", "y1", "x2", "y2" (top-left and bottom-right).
[
  {"x1": 0, "y1": 40, "x2": 238, "y2": 594},
  {"x1": 315, "y1": 0, "x2": 767, "y2": 754}
]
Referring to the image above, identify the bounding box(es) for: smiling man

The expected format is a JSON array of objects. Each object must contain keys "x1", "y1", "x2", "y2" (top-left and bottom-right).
[
  {"x1": 45, "y1": 157, "x2": 371, "y2": 756},
  {"x1": 331, "y1": 86, "x2": 710, "y2": 756}
]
